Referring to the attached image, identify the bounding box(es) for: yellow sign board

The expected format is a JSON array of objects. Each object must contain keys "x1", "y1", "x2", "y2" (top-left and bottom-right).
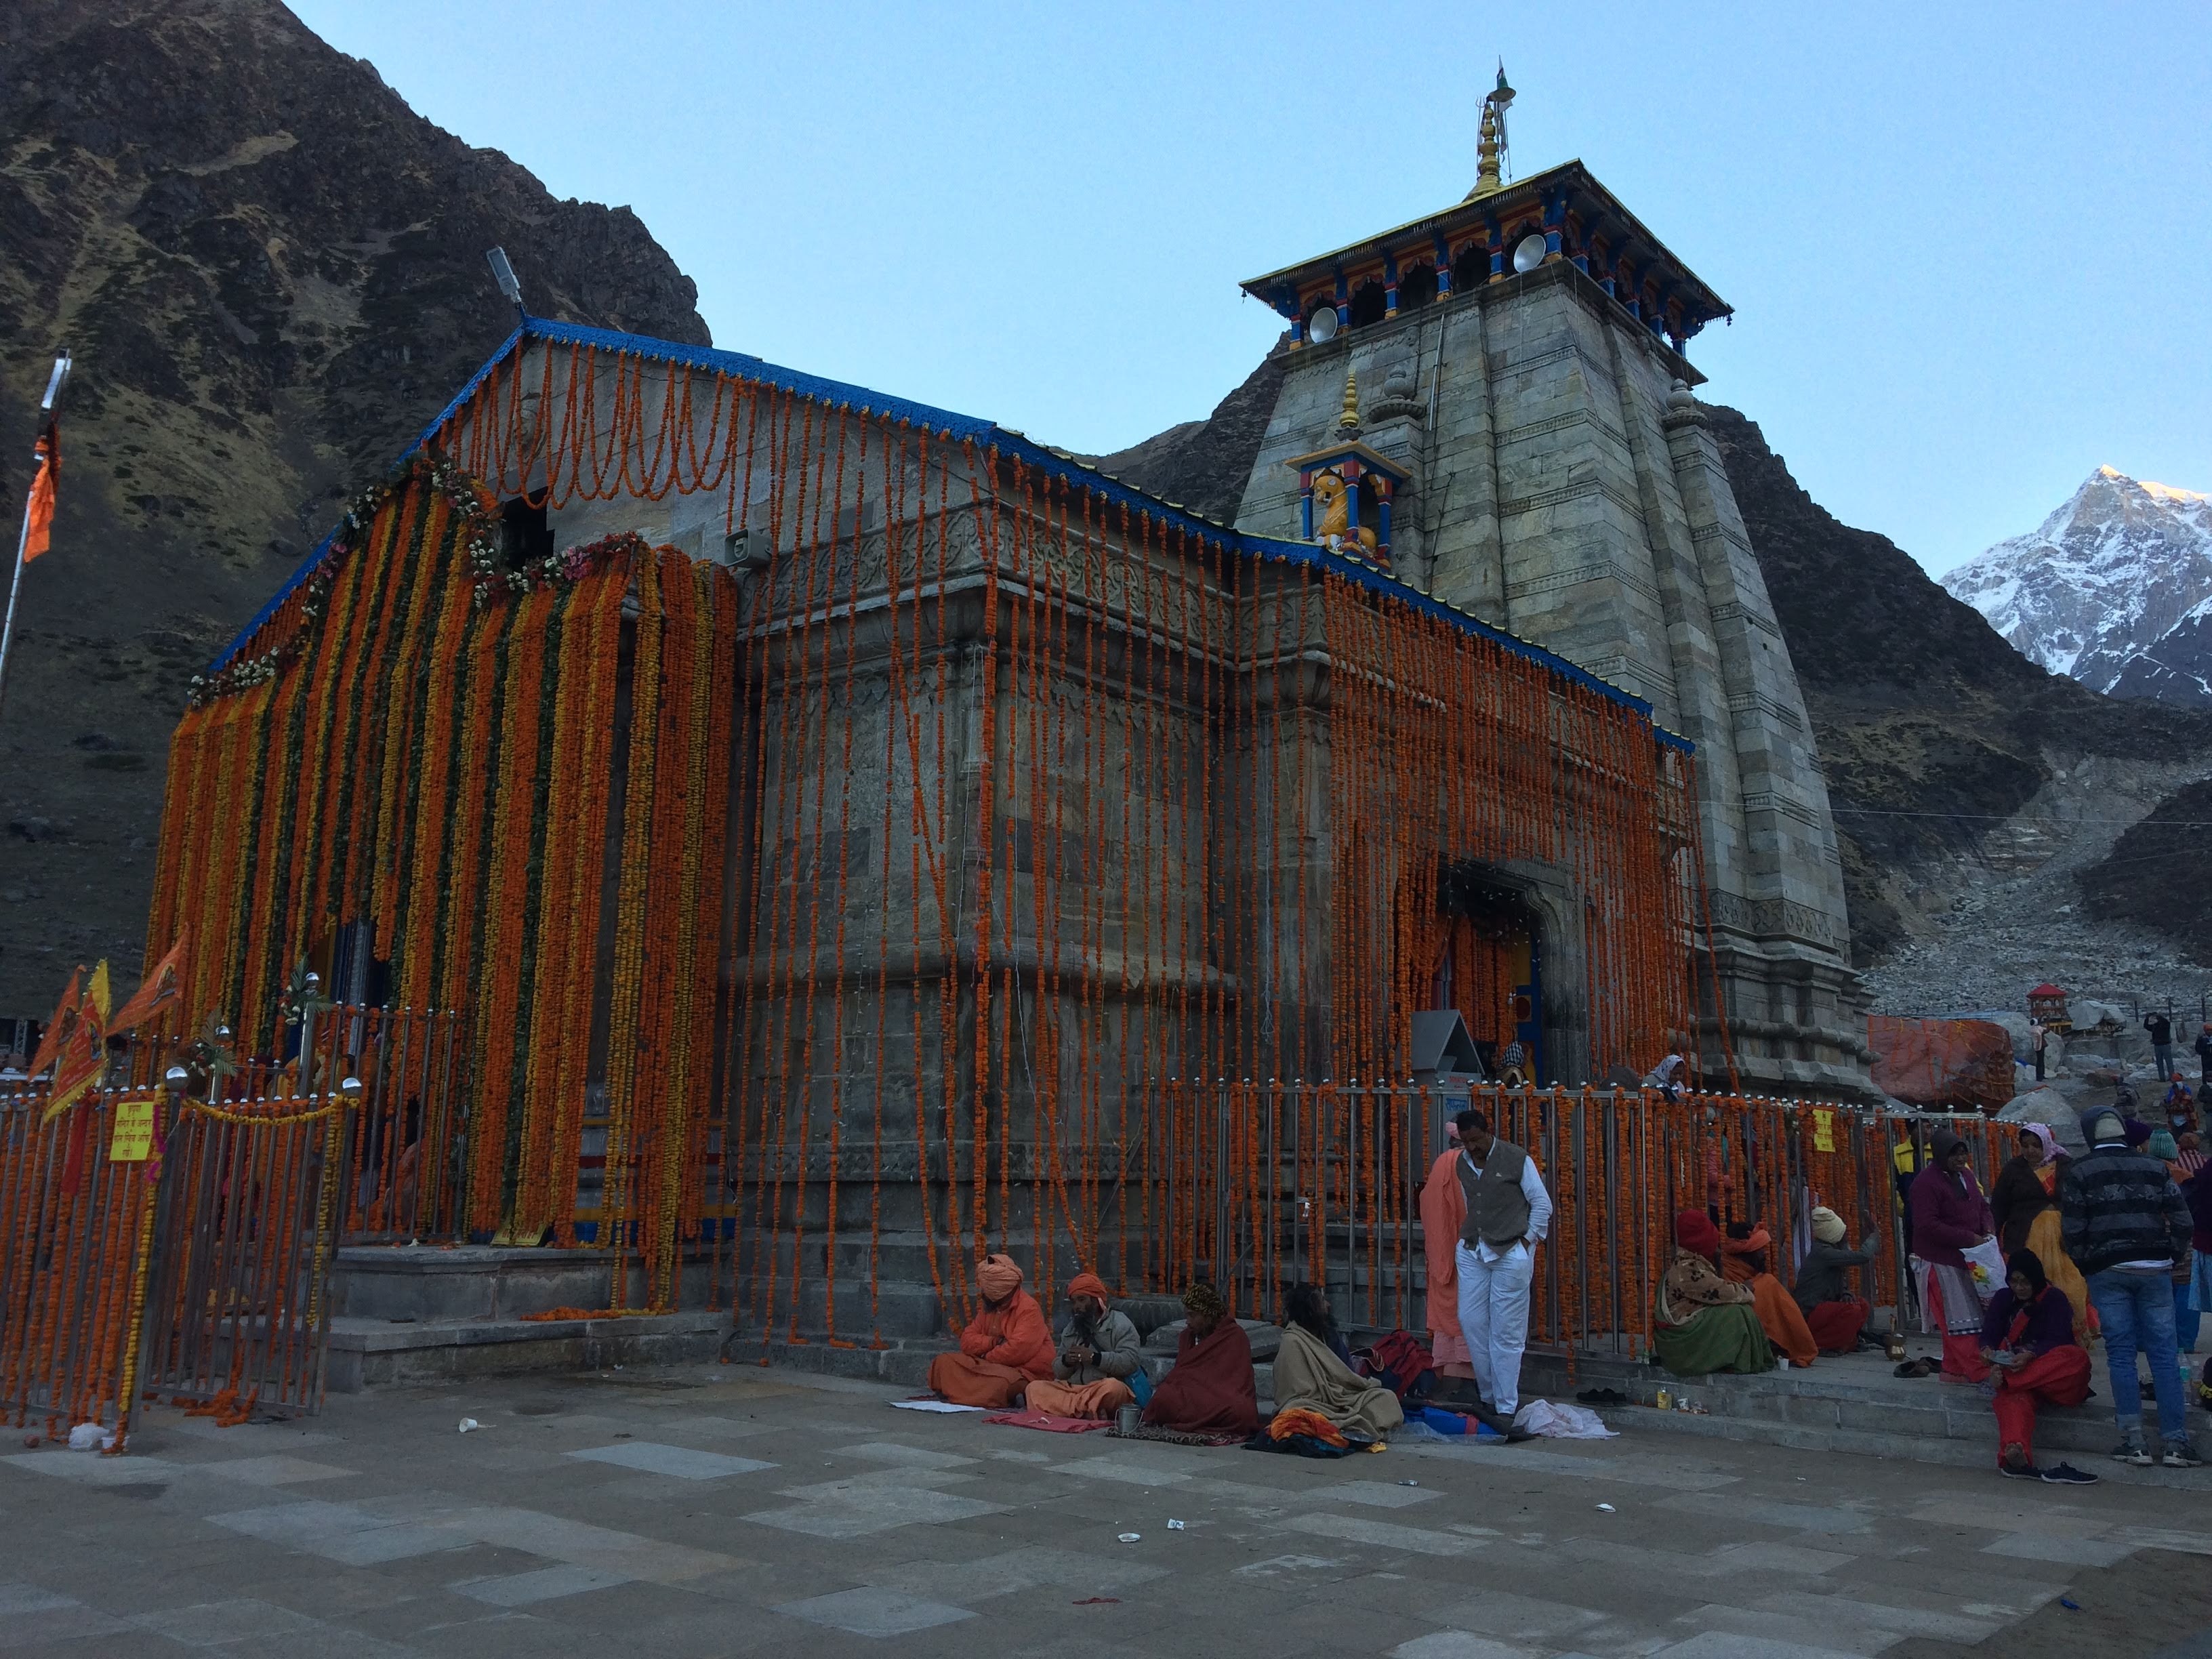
[
  {"x1": 1811, "y1": 1107, "x2": 1835, "y2": 1153},
  {"x1": 109, "y1": 1097, "x2": 156, "y2": 1163}
]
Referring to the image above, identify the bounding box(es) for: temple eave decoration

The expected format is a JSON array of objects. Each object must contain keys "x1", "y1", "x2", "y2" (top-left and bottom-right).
[{"x1": 1240, "y1": 159, "x2": 1732, "y2": 361}]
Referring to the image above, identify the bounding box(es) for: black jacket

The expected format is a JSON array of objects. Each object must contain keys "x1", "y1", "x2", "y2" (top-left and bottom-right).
[
  {"x1": 2195, "y1": 1031, "x2": 2212, "y2": 1076},
  {"x1": 2059, "y1": 1143, "x2": 2191, "y2": 1275},
  {"x1": 2146, "y1": 1013, "x2": 2173, "y2": 1046}
]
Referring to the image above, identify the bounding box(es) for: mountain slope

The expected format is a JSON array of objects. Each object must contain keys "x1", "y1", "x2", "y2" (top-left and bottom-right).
[
  {"x1": 1090, "y1": 342, "x2": 1288, "y2": 524},
  {"x1": 1942, "y1": 467, "x2": 2212, "y2": 706},
  {"x1": 2077, "y1": 777, "x2": 2212, "y2": 965},
  {"x1": 1704, "y1": 409, "x2": 2212, "y2": 964},
  {"x1": 0, "y1": 0, "x2": 708, "y2": 1013}
]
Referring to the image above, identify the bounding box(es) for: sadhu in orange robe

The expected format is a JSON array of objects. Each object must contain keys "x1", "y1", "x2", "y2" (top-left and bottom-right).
[
  {"x1": 1721, "y1": 1225, "x2": 1819, "y2": 1368},
  {"x1": 926, "y1": 1254, "x2": 1054, "y2": 1408}
]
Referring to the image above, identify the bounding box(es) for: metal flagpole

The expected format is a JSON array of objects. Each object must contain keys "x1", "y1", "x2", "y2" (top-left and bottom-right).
[{"x1": 0, "y1": 352, "x2": 73, "y2": 727}]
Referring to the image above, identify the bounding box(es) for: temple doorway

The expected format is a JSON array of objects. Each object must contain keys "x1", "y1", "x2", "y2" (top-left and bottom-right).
[{"x1": 1429, "y1": 876, "x2": 1543, "y2": 1083}]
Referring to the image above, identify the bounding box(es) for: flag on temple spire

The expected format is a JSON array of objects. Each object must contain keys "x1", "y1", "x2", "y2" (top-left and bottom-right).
[
  {"x1": 110, "y1": 933, "x2": 186, "y2": 1036},
  {"x1": 21, "y1": 417, "x2": 58, "y2": 563}
]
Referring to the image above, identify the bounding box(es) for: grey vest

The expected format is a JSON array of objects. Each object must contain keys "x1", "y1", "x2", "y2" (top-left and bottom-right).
[{"x1": 1457, "y1": 1140, "x2": 1532, "y2": 1250}]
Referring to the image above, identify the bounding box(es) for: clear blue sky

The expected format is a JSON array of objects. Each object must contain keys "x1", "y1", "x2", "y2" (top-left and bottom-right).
[{"x1": 291, "y1": 1, "x2": 2208, "y2": 577}]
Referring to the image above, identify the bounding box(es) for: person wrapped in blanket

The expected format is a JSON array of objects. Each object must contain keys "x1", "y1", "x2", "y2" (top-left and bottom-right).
[
  {"x1": 1023, "y1": 1272, "x2": 1144, "y2": 1420},
  {"x1": 925, "y1": 1254, "x2": 1054, "y2": 1408},
  {"x1": 1141, "y1": 1281, "x2": 1258, "y2": 1436},
  {"x1": 1982, "y1": 1249, "x2": 2098, "y2": 1485},
  {"x1": 1654, "y1": 1210, "x2": 1776, "y2": 1376},
  {"x1": 1263, "y1": 1284, "x2": 1404, "y2": 1446}
]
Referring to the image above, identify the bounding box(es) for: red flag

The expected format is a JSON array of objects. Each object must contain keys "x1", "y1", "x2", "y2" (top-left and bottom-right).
[
  {"x1": 22, "y1": 419, "x2": 57, "y2": 563},
  {"x1": 110, "y1": 933, "x2": 187, "y2": 1036},
  {"x1": 27, "y1": 964, "x2": 81, "y2": 1078}
]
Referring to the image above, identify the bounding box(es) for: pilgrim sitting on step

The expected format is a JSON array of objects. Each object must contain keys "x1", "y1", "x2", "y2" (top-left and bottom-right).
[
  {"x1": 1141, "y1": 1282, "x2": 1260, "y2": 1437},
  {"x1": 1023, "y1": 1272, "x2": 1144, "y2": 1419}
]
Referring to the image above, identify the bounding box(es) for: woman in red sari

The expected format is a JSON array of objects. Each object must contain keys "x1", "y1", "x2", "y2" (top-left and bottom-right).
[
  {"x1": 1909, "y1": 1130, "x2": 1998, "y2": 1383},
  {"x1": 1982, "y1": 1250, "x2": 2097, "y2": 1484}
]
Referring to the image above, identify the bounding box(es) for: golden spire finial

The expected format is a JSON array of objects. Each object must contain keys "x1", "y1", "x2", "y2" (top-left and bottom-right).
[
  {"x1": 1466, "y1": 60, "x2": 1515, "y2": 201},
  {"x1": 1338, "y1": 368, "x2": 1360, "y2": 430},
  {"x1": 1471, "y1": 101, "x2": 1501, "y2": 198}
]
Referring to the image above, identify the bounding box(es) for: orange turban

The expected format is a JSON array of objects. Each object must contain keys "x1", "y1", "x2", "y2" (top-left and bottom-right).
[
  {"x1": 1067, "y1": 1271, "x2": 1109, "y2": 1306},
  {"x1": 977, "y1": 1253, "x2": 1023, "y2": 1301}
]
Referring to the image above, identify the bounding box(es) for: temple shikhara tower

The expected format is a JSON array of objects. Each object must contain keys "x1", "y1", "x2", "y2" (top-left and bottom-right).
[{"x1": 1231, "y1": 73, "x2": 1862, "y2": 1099}]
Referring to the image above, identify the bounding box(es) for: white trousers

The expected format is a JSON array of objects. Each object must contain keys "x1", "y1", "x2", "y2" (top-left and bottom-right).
[{"x1": 1455, "y1": 1239, "x2": 1534, "y2": 1415}]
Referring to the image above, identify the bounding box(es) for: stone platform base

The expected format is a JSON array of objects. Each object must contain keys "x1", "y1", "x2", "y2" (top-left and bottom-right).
[
  {"x1": 1517, "y1": 1343, "x2": 2206, "y2": 1488},
  {"x1": 327, "y1": 1310, "x2": 728, "y2": 1392},
  {"x1": 323, "y1": 1244, "x2": 731, "y2": 1392}
]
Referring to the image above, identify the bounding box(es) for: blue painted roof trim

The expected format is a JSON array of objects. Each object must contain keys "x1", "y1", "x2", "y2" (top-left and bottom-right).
[{"x1": 208, "y1": 316, "x2": 1694, "y2": 756}]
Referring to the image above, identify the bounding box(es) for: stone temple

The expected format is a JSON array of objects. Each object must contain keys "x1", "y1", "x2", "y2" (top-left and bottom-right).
[
  {"x1": 1227, "y1": 88, "x2": 1862, "y2": 1099},
  {"x1": 143, "y1": 91, "x2": 1871, "y2": 1350}
]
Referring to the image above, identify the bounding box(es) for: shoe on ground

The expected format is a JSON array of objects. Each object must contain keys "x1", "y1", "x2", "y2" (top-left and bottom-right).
[
  {"x1": 2113, "y1": 1441, "x2": 2154, "y2": 1466},
  {"x1": 2163, "y1": 1442, "x2": 2206, "y2": 1469},
  {"x1": 2040, "y1": 1462, "x2": 2100, "y2": 1485},
  {"x1": 1998, "y1": 1443, "x2": 2035, "y2": 1479}
]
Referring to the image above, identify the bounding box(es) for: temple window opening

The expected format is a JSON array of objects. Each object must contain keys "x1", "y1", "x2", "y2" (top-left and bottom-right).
[
  {"x1": 1397, "y1": 260, "x2": 1439, "y2": 311},
  {"x1": 1450, "y1": 240, "x2": 1488, "y2": 295},
  {"x1": 498, "y1": 489, "x2": 552, "y2": 571},
  {"x1": 1347, "y1": 277, "x2": 1389, "y2": 329}
]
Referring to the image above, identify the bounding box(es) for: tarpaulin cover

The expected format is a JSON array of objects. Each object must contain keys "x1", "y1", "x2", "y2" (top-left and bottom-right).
[{"x1": 1868, "y1": 1016, "x2": 2015, "y2": 1113}]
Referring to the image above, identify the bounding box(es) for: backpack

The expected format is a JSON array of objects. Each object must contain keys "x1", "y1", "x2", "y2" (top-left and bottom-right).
[{"x1": 1353, "y1": 1330, "x2": 1437, "y2": 1403}]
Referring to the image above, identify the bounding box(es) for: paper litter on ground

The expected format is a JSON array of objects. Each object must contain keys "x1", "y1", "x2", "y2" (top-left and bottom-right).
[{"x1": 890, "y1": 1397, "x2": 986, "y2": 1413}]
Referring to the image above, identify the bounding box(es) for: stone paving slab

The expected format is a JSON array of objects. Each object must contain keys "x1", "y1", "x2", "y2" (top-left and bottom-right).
[{"x1": 5, "y1": 1361, "x2": 2212, "y2": 1658}]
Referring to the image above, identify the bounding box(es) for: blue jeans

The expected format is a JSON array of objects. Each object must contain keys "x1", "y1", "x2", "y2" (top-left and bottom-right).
[
  {"x1": 2178, "y1": 1278, "x2": 2203, "y2": 1354},
  {"x1": 2087, "y1": 1267, "x2": 2188, "y2": 1445}
]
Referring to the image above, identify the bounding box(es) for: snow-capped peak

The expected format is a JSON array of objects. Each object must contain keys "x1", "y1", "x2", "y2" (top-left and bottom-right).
[{"x1": 1944, "y1": 468, "x2": 2212, "y2": 703}]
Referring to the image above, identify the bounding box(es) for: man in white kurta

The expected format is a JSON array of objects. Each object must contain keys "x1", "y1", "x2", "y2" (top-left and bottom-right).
[{"x1": 1452, "y1": 1107, "x2": 1553, "y2": 1417}]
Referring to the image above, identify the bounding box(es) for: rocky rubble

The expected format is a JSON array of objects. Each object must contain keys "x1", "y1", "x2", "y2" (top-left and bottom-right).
[{"x1": 1858, "y1": 747, "x2": 2212, "y2": 1027}]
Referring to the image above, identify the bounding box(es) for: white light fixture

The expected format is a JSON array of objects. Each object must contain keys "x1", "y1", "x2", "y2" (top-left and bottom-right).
[
  {"x1": 485, "y1": 247, "x2": 525, "y2": 313},
  {"x1": 1512, "y1": 235, "x2": 1547, "y2": 274},
  {"x1": 1307, "y1": 306, "x2": 1340, "y2": 344}
]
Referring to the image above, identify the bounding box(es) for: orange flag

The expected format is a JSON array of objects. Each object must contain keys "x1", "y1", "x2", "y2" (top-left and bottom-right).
[
  {"x1": 27, "y1": 964, "x2": 81, "y2": 1078},
  {"x1": 110, "y1": 933, "x2": 187, "y2": 1036},
  {"x1": 22, "y1": 419, "x2": 57, "y2": 563},
  {"x1": 43, "y1": 960, "x2": 110, "y2": 1122}
]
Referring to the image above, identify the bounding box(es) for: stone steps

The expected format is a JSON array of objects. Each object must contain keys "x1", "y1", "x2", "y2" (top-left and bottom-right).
[
  {"x1": 1517, "y1": 1345, "x2": 2211, "y2": 1487},
  {"x1": 327, "y1": 1310, "x2": 725, "y2": 1392}
]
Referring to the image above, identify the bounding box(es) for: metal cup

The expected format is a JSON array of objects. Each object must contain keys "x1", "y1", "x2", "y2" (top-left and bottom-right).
[{"x1": 1116, "y1": 1404, "x2": 1141, "y2": 1434}]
